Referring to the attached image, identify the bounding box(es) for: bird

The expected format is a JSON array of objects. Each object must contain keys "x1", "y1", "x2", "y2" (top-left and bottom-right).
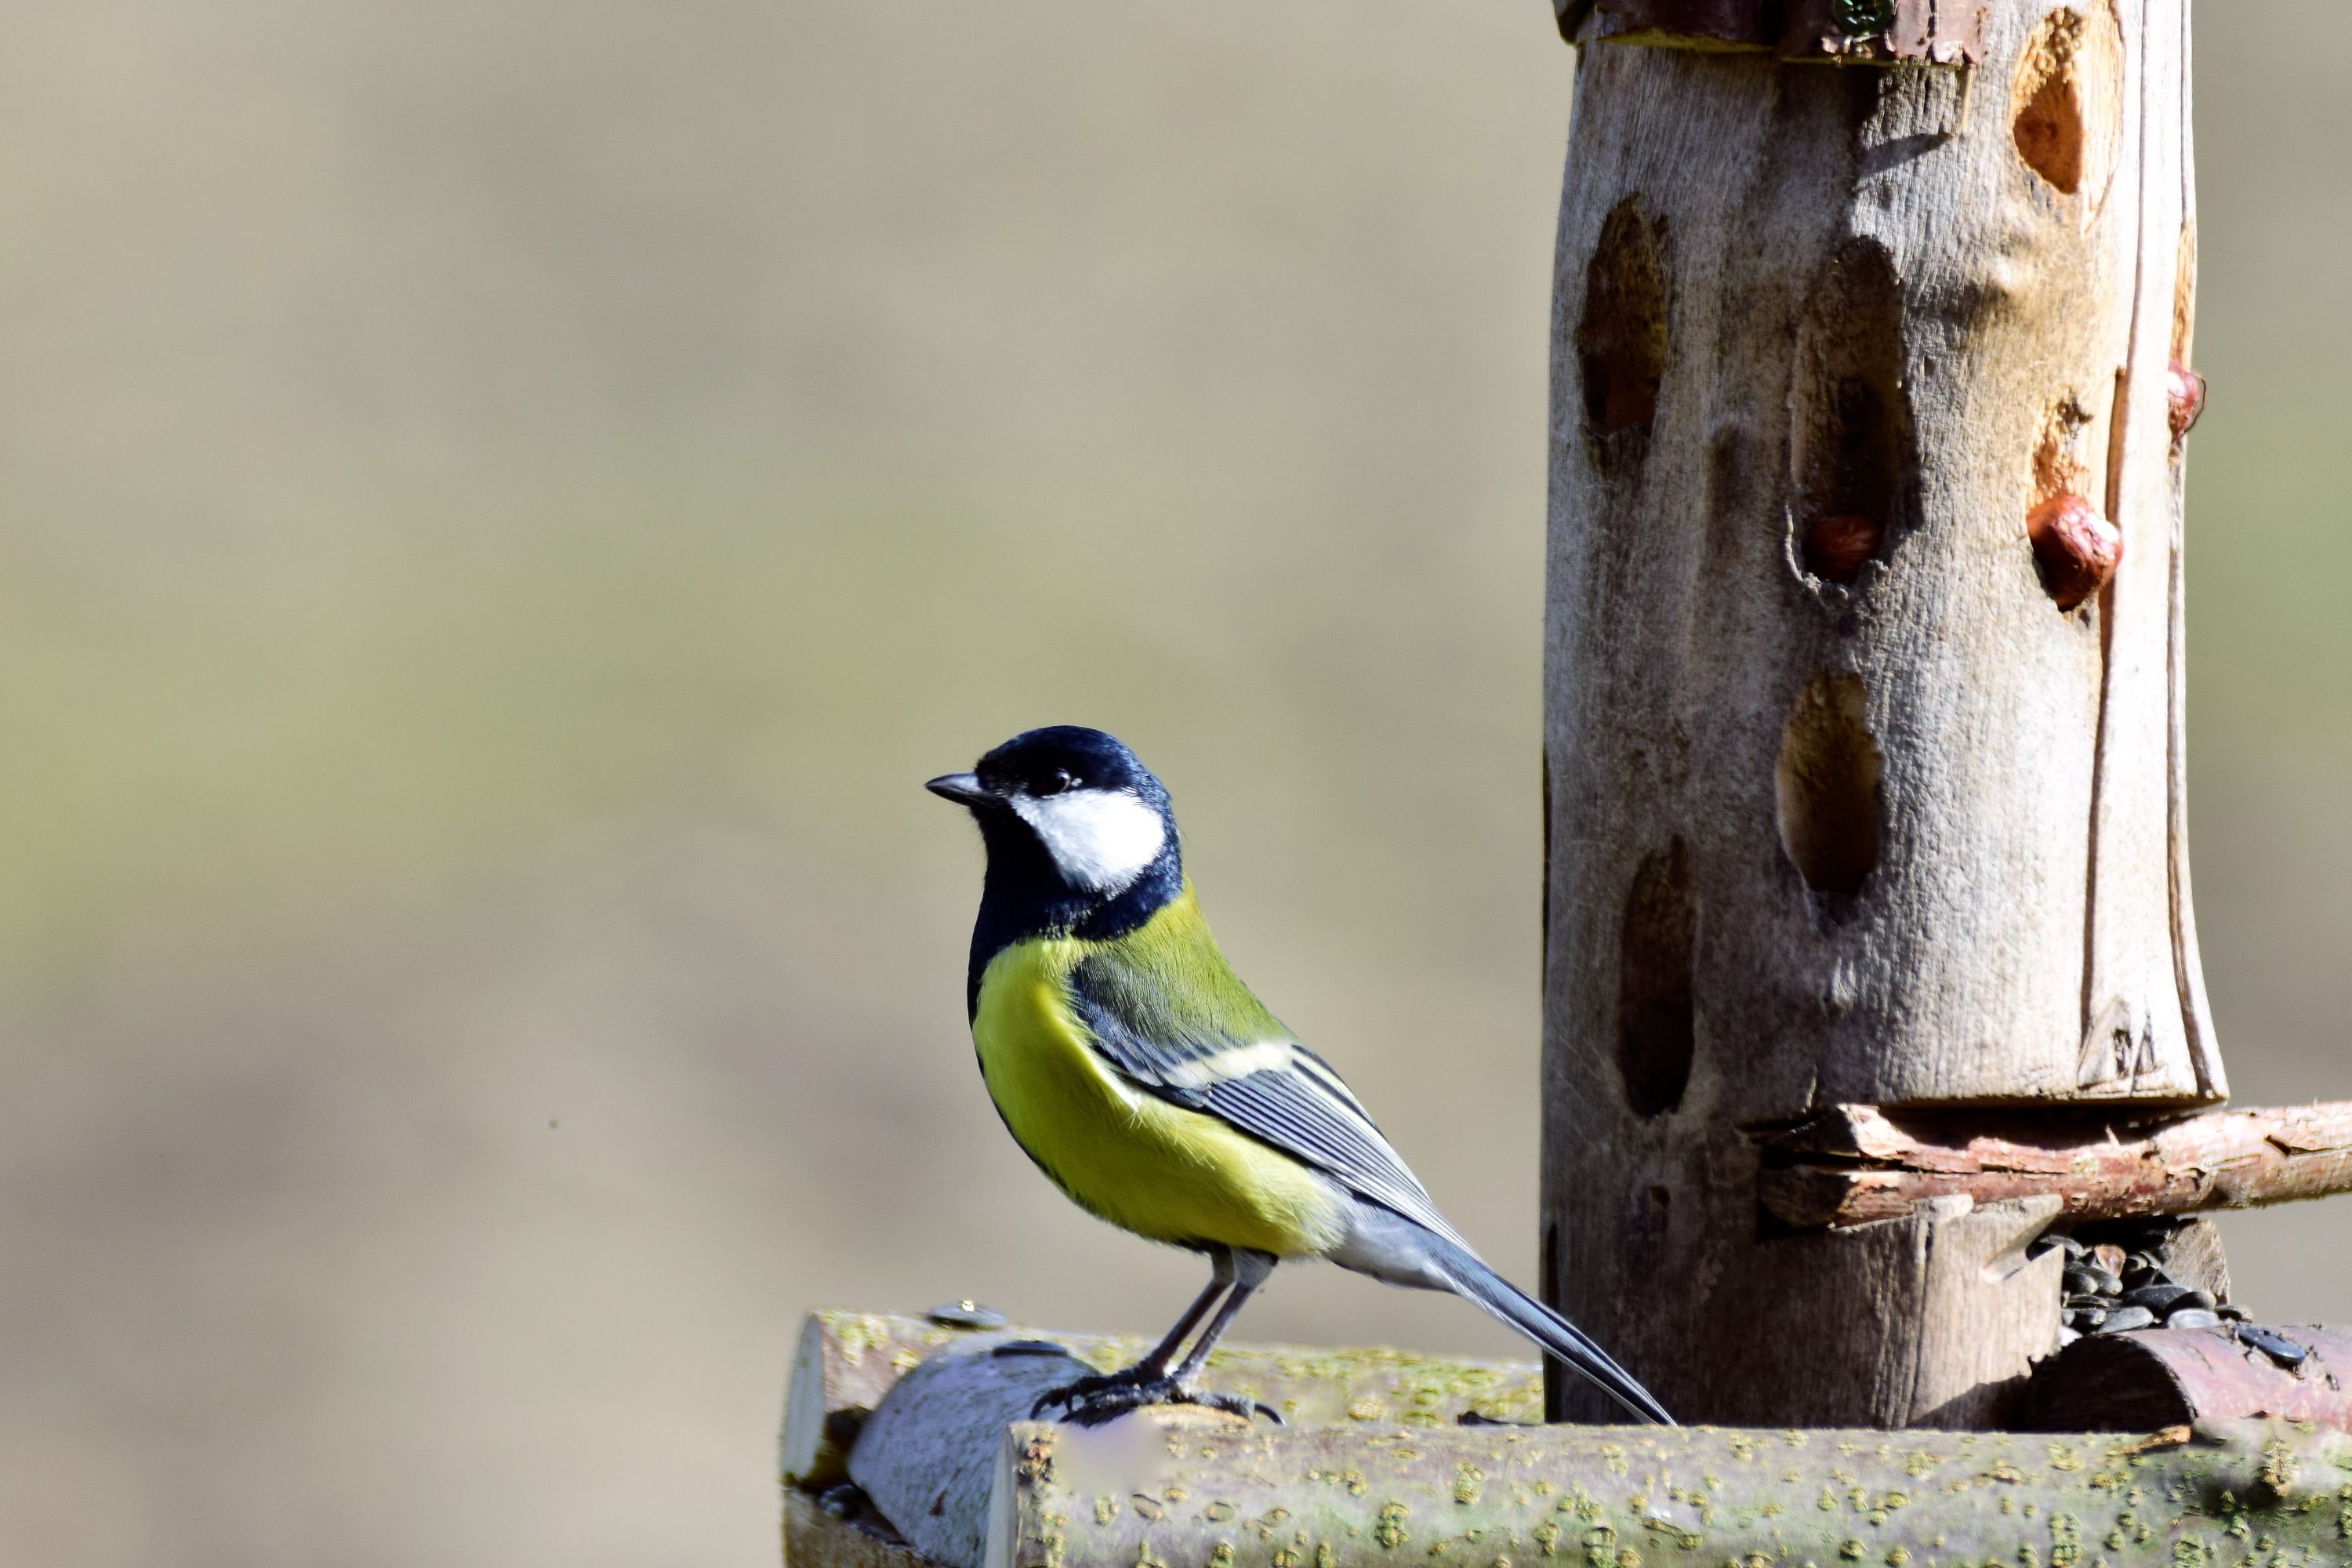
[{"x1": 927, "y1": 724, "x2": 1672, "y2": 1427}]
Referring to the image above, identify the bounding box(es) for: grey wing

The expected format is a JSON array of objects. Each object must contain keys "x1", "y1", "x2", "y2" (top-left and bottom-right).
[{"x1": 1067, "y1": 968, "x2": 1476, "y2": 1254}]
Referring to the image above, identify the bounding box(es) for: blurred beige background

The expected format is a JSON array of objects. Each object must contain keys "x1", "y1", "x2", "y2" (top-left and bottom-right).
[{"x1": 1, "y1": 4, "x2": 2346, "y2": 1564}]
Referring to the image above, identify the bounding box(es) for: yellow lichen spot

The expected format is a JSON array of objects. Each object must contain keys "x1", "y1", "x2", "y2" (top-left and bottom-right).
[
  {"x1": 1167, "y1": 1487, "x2": 1190, "y2": 1504},
  {"x1": 2047, "y1": 1445, "x2": 2084, "y2": 1474},
  {"x1": 1351, "y1": 1399, "x2": 1390, "y2": 1422},
  {"x1": 1378, "y1": 1503, "x2": 1413, "y2": 1551},
  {"x1": 1274, "y1": 1552, "x2": 1301, "y2": 1568},
  {"x1": 1613, "y1": 1550, "x2": 1641, "y2": 1568},
  {"x1": 1865, "y1": 1512, "x2": 1888, "y2": 1529},
  {"x1": 1210, "y1": 1544, "x2": 1235, "y2": 1568},
  {"x1": 1134, "y1": 1498, "x2": 1166, "y2": 1523},
  {"x1": 1346, "y1": 1472, "x2": 1371, "y2": 1497},
  {"x1": 1882, "y1": 1493, "x2": 1910, "y2": 1511},
  {"x1": 1818, "y1": 1489, "x2": 1840, "y2": 1513},
  {"x1": 1904, "y1": 1452, "x2": 1942, "y2": 1479},
  {"x1": 1457, "y1": 1466, "x2": 1487, "y2": 1506},
  {"x1": 1207, "y1": 1502, "x2": 1236, "y2": 1523},
  {"x1": 1839, "y1": 1542, "x2": 1865, "y2": 1562},
  {"x1": 1534, "y1": 1523, "x2": 1562, "y2": 1558},
  {"x1": 1429, "y1": 1544, "x2": 1450, "y2": 1559},
  {"x1": 1886, "y1": 1552, "x2": 1909, "y2": 1567},
  {"x1": 1319, "y1": 1544, "x2": 1338, "y2": 1568},
  {"x1": 1096, "y1": 1497, "x2": 1120, "y2": 1526}
]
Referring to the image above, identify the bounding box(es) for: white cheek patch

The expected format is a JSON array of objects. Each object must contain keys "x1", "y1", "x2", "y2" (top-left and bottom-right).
[{"x1": 1011, "y1": 788, "x2": 1168, "y2": 895}]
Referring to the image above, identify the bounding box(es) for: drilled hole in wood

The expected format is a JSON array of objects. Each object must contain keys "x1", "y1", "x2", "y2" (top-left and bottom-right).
[
  {"x1": 2010, "y1": 6, "x2": 2121, "y2": 198},
  {"x1": 1577, "y1": 199, "x2": 1668, "y2": 442},
  {"x1": 1775, "y1": 673, "x2": 1882, "y2": 898},
  {"x1": 1617, "y1": 837, "x2": 1693, "y2": 1118},
  {"x1": 1794, "y1": 239, "x2": 1908, "y2": 583},
  {"x1": 2027, "y1": 394, "x2": 2119, "y2": 611}
]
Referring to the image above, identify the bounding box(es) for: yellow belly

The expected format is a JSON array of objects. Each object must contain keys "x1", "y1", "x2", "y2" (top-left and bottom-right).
[{"x1": 972, "y1": 939, "x2": 1346, "y2": 1258}]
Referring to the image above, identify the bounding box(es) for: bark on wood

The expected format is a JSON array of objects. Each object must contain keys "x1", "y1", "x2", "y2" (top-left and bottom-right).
[
  {"x1": 1762, "y1": 1103, "x2": 2352, "y2": 1229},
  {"x1": 784, "y1": 1311, "x2": 1545, "y2": 1492},
  {"x1": 985, "y1": 1414, "x2": 2352, "y2": 1568},
  {"x1": 2025, "y1": 1326, "x2": 2352, "y2": 1434},
  {"x1": 1541, "y1": 2, "x2": 2220, "y2": 1427}
]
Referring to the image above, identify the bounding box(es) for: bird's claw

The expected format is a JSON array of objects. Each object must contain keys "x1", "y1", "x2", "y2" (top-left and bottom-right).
[{"x1": 1031, "y1": 1370, "x2": 1280, "y2": 1428}]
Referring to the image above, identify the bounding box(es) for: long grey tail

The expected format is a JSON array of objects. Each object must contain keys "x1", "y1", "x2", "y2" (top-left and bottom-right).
[{"x1": 1430, "y1": 1235, "x2": 1674, "y2": 1425}]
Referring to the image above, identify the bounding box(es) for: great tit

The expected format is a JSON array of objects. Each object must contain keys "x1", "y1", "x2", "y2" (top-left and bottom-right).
[{"x1": 927, "y1": 725, "x2": 1671, "y2": 1426}]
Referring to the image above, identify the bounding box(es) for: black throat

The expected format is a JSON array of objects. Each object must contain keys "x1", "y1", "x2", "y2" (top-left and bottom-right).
[{"x1": 964, "y1": 809, "x2": 1181, "y2": 1019}]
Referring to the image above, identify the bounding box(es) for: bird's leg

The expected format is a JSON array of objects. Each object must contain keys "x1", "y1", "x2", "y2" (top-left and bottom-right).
[
  {"x1": 1036, "y1": 1252, "x2": 1282, "y2": 1426},
  {"x1": 1135, "y1": 1259, "x2": 1236, "y2": 1377},
  {"x1": 1165, "y1": 1250, "x2": 1268, "y2": 1385},
  {"x1": 1030, "y1": 1257, "x2": 1232, "y2": 1418}
]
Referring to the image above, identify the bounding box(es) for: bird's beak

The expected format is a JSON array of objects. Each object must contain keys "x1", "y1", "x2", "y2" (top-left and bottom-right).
[{"x1": 924, "y1": 772, "x2": 993, "y2": 808}]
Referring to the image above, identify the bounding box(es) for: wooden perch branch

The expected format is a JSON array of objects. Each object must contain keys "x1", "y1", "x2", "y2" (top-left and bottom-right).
[
  {"x1": 1759, "y1": 1102, "x2": 2352, "y2": 1231},
  {"x1": 782, "y1": 1313, "x2": 2352, "y2": 1568},
  {"x1": 977, "y1": 1415, "x2": 2352, "y2": 1568}
]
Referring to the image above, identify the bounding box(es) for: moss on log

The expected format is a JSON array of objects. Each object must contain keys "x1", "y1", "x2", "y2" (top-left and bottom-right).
[
  {"x1": 785, "y1": 1310, "x2": 1546, "y2": 1491},
  {"x1": 989, "y1": 1417, "x2": 2352, "y2": 1568}
]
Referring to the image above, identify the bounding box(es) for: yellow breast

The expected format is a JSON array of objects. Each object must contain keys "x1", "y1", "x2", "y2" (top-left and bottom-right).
[{"x1": 971, "y1": 938, "x2": 1346, "y2": 1258}]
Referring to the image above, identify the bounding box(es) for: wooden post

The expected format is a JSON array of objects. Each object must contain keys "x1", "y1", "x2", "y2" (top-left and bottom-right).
[{"x1": 1541, "y1": 2, "x2": 2216, "y2": 1428}]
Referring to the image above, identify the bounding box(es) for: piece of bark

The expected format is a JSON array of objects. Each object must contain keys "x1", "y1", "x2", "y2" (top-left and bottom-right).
[
  {"x1": 1759, "y1": 1102, "x2": 2352, "y2": 1229},
  {"x1": 985, "y1": 1414, "x2": 2352, "y2": 1568},
  {"x1": 1543, "y1": 0, "x2": 2220, "y2": 1429},
  {"x1": 2147, "y1": 1217, "x2": 2230, "y2": 1304},
  {"x1": 2025, "y1": 1325, "x2": 2352, "y2": 1433},
  {"x1": 784, "y1": 1311, "x2": 1545, "y2": 1491}
]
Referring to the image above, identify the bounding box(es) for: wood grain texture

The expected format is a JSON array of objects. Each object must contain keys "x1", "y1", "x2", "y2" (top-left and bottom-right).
[{"x1": 1541, "y1": 2, "x2": 2220, "y2": 1428}]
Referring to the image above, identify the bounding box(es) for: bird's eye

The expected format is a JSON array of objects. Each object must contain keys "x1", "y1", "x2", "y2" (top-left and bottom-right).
[{"x1": 1033, "y1": 768, "x2": 1077, "y2": 796}]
